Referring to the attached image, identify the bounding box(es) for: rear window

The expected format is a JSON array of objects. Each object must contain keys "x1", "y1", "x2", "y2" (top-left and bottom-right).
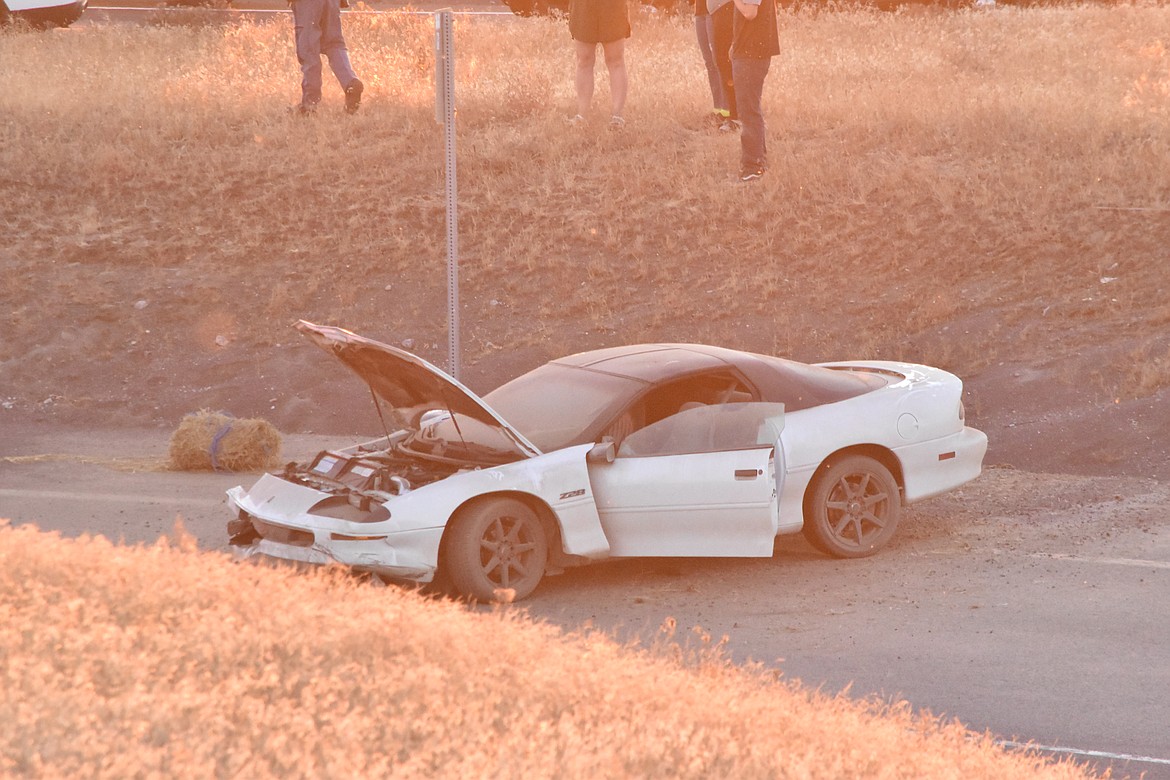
[{"x1": 743, "y1": 355, "x2": 889, "y2": 411}]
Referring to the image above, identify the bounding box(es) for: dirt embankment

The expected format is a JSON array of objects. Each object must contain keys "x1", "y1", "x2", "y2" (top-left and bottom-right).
[{"x1": 3, "y1": 8, "x2": 1169, "y2": 482}]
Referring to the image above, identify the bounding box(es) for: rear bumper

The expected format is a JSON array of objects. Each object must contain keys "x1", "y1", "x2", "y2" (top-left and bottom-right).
[{"x1": 898, "y1": 426, "x2": 988, "y2": 503}]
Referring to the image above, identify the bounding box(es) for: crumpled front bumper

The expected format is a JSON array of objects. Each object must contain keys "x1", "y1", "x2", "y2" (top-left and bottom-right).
[
  {"x1": 225, "y1": 481, "x2": 441, "y2": 583},
  {"x1": 230, "y1": 537, "x2": 437, "y2": 583}
]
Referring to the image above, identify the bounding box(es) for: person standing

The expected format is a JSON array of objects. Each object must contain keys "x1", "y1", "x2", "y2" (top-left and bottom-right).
[
  {"x1": 568, "y1": 0, "x2": 630, "y2": 128},
  {"x1": 291, "y1": 0, "x2": 364, "y2": 115},
  {"x1": 730, "y1": 0, "x2": 778, "y2": 181}
]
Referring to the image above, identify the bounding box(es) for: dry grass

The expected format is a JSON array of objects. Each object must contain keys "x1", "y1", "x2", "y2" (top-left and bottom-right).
[
  {"x1": 0, "y1": 519, "x2": 1100, "y2": 778},
  {"x1": 0, "y1": 453, "x2": 169, "y2": 471},
  {"x1": 0, "y1": 6, "x2": 1168, "y2": 418}
]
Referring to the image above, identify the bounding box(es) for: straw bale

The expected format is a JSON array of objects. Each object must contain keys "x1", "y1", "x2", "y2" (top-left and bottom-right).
[{"x1": 168, "y1": 410, "x2": 281, "y2": 472}]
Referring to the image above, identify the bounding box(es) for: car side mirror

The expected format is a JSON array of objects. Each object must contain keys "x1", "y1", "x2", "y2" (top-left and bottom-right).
[{"x1": 587, "y1": 439, "x2": 616, "y2": 464}]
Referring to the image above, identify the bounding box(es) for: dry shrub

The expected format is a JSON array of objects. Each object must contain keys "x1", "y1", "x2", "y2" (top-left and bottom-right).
[
  {"x1": 0, "y1": 520, "x2": 1098, "y2": 779},
  {"x1": 168, "y1": 409, "x2": 281, "y2": 471}
]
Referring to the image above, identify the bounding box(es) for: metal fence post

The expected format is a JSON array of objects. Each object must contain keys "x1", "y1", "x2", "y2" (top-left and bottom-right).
[{"x1": 434, "y1": 9, "x2": 459, "y2": 379}]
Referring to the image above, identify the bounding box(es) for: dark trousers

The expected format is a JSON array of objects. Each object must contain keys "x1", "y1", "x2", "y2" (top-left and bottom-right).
[
  {"x1": 695, "y1": 14, "x2": 725, "y2": 112},
  {"x1": 711, "y1": 3, "x2": 736, "y2": 120},
  {"x1": 731, "y1": 55, "x2": 771, "y2": 171}
]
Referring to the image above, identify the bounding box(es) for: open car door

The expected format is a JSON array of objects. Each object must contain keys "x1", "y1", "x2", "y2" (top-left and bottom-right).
[{"x1": 587, "y1": 403, "x2": 785, "y2": 557}]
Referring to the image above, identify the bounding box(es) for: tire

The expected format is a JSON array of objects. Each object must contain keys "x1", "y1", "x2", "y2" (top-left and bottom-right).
[
  {"x1": 803, "y1": 454, "x2": 901, "y2": 558},
  {"x1": 444, "y1": 497, "x2": 548, "y2": 602}
]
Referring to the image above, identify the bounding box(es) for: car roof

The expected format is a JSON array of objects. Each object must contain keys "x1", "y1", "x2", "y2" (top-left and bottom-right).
[
  {"x1": 551, "y1": 344, "x2": 741, "y2": 383},
  {"x1": 548, "y1": 343, "x2": 887, "y2": 412}
]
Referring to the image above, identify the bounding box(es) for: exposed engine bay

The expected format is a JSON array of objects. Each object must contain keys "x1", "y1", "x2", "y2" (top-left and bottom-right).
[
  {"x1": 226, "y1": 433, "x2": 475, "y2": 546},
  {"x1": 282, "y1": 435, "x2": 466, "y2": 502}
]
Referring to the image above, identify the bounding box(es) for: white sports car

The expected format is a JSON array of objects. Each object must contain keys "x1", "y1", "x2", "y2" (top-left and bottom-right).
[{"x1": 226, "y1": 321, "x2": 987, "y2": 601}]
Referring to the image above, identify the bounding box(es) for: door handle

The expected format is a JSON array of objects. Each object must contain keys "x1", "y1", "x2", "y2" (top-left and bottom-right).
[{"x1": 734, "y1": 469, "x2": 762, "y2": 479}]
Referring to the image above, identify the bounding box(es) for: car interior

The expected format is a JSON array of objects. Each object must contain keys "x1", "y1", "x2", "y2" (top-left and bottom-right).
[{"x1": 602, "y1": 370, "x2": 754, "y2": 447}]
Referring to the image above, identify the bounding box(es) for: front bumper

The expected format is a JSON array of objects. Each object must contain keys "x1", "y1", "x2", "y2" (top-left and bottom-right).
[
  {"x1": 231, "y1": 537, "x2": 437, "y2": 582},
  {"x1": 226, "y1": 481, "x2": 441, "y2": 583}
]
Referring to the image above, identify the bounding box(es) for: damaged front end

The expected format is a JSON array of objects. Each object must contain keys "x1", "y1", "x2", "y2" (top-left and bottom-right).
[
  {"x1": 226, "y1": 435, "x2": 472, "y2": 582},
  {"x1": 225, "y1": 321, "x2": 545, "y2": 582}
]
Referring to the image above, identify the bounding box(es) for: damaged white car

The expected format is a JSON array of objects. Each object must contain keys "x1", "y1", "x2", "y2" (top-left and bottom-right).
[{"x1": 226, "y1": 321, "x2": 987, "y2": 601}]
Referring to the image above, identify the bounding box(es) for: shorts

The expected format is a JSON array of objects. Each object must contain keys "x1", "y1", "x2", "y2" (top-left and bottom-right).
[{"x1": 569, "y1": 0, "x2": 631, "y2": 44}]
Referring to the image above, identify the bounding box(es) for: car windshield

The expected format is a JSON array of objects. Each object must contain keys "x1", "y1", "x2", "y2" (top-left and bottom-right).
[{"x1": 483, "y1": 363, "x2": 646, "y2": 452}]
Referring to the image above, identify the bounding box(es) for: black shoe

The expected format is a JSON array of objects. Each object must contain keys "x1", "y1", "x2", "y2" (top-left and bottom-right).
[
  {"x1": 345, "y1": 79, "x2": 363, "y2": 114},
  {"x1": 291, "y1": 101, "x2": 318, "y2": 117},
  {"x1": 739, "y1": 168, "x2": 765, "y2": 182}
]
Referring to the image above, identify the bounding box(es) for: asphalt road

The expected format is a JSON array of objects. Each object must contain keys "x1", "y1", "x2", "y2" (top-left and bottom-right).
[{"x1": 2, "y1": 424, "x2": 1168, "y2": 778}]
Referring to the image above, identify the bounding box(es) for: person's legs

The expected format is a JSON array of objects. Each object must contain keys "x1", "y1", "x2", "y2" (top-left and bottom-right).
[
  {"x1": 711, "y1": 3, "x2": 736, "y2": 120},
  {"x1": 731, "y1": 56, "x2": 770, "y2": 174},
  {"x1": 601, "y1": 38, "x2": 627, "y2": 119},
  {"x1": 695, "y1": 14, "x2": 724, "y2": 113},
  {"x1": 319, "y1": 0, "x2": 358, "y2": 90},
  {"x1": 292, "y1": 0, "x2": 325, "y2": 107},
  {"x1": 574, "y1": 40, "x2": 597, "y2": 118}
]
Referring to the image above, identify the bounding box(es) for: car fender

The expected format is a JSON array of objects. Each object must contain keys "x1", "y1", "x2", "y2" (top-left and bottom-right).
[
  {"x1": 384, "y1": 444, "x2": 612, "y2": 560},
  {"x1": 780, "y1": 404, "x2": 900, "y2": 472},
  {"x1": 776, "y1": 402, "x2": 902, "y2": 532}
]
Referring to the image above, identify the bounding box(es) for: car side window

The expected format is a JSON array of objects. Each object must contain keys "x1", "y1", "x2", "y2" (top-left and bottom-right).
[
  {"x1": 617, "y1": 403, "x2": 785, "y2": 458},
  {"x1": 601, "y1": 370, "x2": 756, "y2": 447}
]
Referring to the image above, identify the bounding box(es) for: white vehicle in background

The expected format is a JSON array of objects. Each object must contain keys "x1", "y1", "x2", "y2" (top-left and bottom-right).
[
  {"x1": 226, "y1": 321, "x2": 988, "y2": 602},
  {"x1": 1, "y1": 0, "x2": 86, "y2": 27}
]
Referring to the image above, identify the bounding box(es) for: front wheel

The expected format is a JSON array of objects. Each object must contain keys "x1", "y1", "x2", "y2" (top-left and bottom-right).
[
  {"x1": 803, "y1": 455, "x2": 901, "y2": 558},
  {"x1": 444, "y1": 497, "x2": 548, "y2": 602}
]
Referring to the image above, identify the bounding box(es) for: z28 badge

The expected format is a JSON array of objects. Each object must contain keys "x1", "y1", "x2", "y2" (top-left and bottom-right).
[{"x1": 559, "y1": 489, "x2": 586, "y2": 500}]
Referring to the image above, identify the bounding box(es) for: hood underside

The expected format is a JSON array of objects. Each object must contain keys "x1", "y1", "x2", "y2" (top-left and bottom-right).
[{"x1": 295, "y1": 321, "x2": 541, "y2": 458}]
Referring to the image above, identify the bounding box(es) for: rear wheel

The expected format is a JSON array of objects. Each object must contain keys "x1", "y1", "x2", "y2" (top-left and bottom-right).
[
  {"x1": 444, "y1": 497, "x2": 547, "y2": 602},
  {"x1": 803, "y1": 455, "x2": 900, "y2": 558}
]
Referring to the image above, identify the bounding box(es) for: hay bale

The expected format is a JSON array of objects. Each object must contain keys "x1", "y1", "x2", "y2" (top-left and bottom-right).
[{"x1": 168, "y1": 410, "x2": 282, "y2": 472}]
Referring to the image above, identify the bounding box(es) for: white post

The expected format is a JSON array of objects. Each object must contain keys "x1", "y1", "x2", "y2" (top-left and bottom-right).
[{"x1": 434, "y1": 9, "x2": 459, "y2": 379}]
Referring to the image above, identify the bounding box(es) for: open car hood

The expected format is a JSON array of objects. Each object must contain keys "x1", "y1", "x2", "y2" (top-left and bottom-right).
[{"x1": 296, "y1": 321, "x2": 542, "y2": 458}]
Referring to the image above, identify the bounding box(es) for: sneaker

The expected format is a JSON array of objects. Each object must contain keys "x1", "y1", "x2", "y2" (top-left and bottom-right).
[
  {"x1": 719, "y1": 118, "x2": 742, "y2": 133},
  {"x1": 566, "y1": 113, "x2": 586, "y2": 126},
  {"x1": 739, "y1": 168, "x2": 765, "y2": 182},
  {"x1": 344, "y1": 79, "x2": 363, "y2": 114},
  {"x1": 608, "y1": 115, "x2": 625, "y2": 130}
]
